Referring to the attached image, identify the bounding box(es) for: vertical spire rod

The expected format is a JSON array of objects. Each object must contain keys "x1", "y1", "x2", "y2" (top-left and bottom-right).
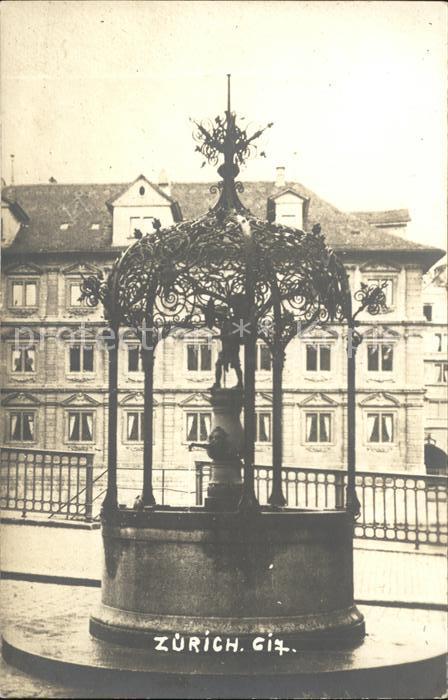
[{"x1": 227, "y1": 73, "x2": 231, "y2": 114}]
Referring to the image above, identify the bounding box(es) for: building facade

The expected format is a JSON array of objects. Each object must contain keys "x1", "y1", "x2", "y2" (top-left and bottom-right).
[
  {"x1": 422, "y1": 259, "x2": 448, "y2": 459},
  {"x1": 1, "y1": 174, "x2": 445, "y2": 505}
]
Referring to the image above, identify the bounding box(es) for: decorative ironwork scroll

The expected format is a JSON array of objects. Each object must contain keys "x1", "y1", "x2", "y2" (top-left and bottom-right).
[{"x1": 81, "y1": 76, "x2": 383, "y2": 516}]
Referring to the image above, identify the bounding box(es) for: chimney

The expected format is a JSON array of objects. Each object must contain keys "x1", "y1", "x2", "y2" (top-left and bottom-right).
[
  {"x1": 275, "y1": 166, "x2": 285, "y2": 188},
  {"x1": 158, "y1": 169, "x2": 171, "y2": 197}
]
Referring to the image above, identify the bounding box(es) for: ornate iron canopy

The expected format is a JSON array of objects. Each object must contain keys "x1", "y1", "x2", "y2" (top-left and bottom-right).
[
  {"x1": 82, "y1": 78, "x2": 351, "y2": 338},
  {"x1": 80, "y1": 75, "x2": 388, "y2": 515}
]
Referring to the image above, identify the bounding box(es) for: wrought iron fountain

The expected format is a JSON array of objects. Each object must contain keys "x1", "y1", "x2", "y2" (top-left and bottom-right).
[
  {"x1": 4, "y1": 77, "x2": 444, "y2": 700},
  {"x1": 80, "y1": 75, "x2": 388, "y2": 651}
]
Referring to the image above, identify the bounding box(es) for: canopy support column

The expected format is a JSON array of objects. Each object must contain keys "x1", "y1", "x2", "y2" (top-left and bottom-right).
[
  {"x1": 141, "y1": 324, "x2": 156, "y2": 508},
  {"x1": 103, "y1": 330, "x2": 119, "y2": 514},
  {"x1": 346, "y1": 327, "x2": 361, "y2": 519},
  {"x1": 238, "y1": 217, "x2": 260, "y2": 513},
  {"x1": 268, "y1": 349, "x2": 287, "y2": 507}
]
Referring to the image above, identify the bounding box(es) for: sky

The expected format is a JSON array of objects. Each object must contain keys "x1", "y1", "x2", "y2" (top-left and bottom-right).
[{"x1": 1, "y1": 0, "x2": 446, "y2": 249}]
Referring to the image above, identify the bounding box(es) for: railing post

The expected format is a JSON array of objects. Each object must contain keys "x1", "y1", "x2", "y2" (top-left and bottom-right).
[
  {"x1": 195, "y1": 461, "x2": 203, "y2": 506},
  {"x1": 414, "y1": 480, "x2": 419, "y2": 550},
  {"x1": 85, "y1": 458, "x2": 93, "y2": 522},
  {"x1": 335, "y1": 471, "x2": 345, "y2": 509}
]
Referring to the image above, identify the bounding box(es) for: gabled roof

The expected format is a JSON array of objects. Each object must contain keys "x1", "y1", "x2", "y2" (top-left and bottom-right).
[
  {"x1": 2, "y1": 182, "x2": 122, "y2": 253},
  {"x1": 171, "y1": 182, "x2": 443, "y2": 266},
  {"x1": 1, "y1": 192, "x2": 30, "y2": 223},
  {"x1": 106, "y1": 173, "x2": 182, "y2": 214},
  {"x1": 1, "y1": 181, "x2": 444, "y2": 271},
  {"x1": 267, "y1": 186, "x2": 309, "y2": 202}
]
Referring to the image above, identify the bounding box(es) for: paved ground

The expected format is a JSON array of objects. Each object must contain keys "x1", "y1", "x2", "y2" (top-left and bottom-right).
[
  {"x1": 1, "y1": 580, "x2": 447, "y2": 699},
  {"x1": 0, "y1": 520, "x2": 446, "y2": 697}
]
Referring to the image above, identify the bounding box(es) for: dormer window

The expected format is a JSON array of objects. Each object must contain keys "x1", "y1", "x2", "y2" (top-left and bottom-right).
[
  {"x1": 129, "y1": 216, "x2": 154, "y2": 238},
  {"x1": 276, "y1": 201, "x2": 303, "y2": 227},
  {"x1": 60, "y1": 223, "x2": 70, "y2": 231},
  {"x1": 268, "y1": 189, "x2": 308, "y2": 230},
  {"x1": 90, "y1": 223, "x2": 100, "y2": 230},
  {"x1": 110, "y1": 176, "x2": 180, "y2": 247}
]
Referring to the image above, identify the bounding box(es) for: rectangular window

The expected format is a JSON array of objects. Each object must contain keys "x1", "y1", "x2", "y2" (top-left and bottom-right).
[
  {"x1": 367, "y1": 412, "x2": 394, "y2": 443},
  {"x1": 68, "y1": 411, "x2": 94, "y2": 442},
  {"x1": 187, "y1": 343, "x2": 212, "y2": 372},
  {"x1": 129, "y1": 216, "x2": 154, "y2": 237},
  {"x1": 69, "y1": 345, "x2": 94, "y2": 373},
  {"x1": 130, "y1": 216, "x2": 141, "y2": 237},
  {"x1": 69, "y1": 282, "x2": 85, "y2": 307},
  {"x1": 9, "y1": 411, "x2": 35, "y2": 441},
  {"x1": 11, "y1": 348, "x2": 35, "y2": 373},
  {"x1": 255, "y1": 412, "x2": 272, "y2": 442},
  {"x1": 126, "y1": 411, "x2": 144, "y2": 442},
  {"x1": 142, "y1": 217, "x2": 153, "y2": 233},
  {"x1": 435, "y1": 363, "x2": 448, "y2": 384},
  {"x1": 186, "y1": 412, "x2": 211, "y2": 443},
  {"x1": 256, "y1": 344, "x2": 272, "y2": 371},
  {"x1": 423, "y1": 304, "x2": 433, "y2": 321},
  {"x1": 11, "y1": 281, "x2": 37, "y2": 307},
  {"x1": 367, "y1": 278, "x2": 394, "y2": 308},
  {"x1": 434, "y1": 333, "x2": 447, "y2": 353},
  {"x1": 305, "y1": 412, "x2": 332, "y2": 443},
  {"x1": 128, "y1": 346, "x2": 142, "y2": 372},
  {"x1": 367, "y1": 344, "x2": 393, "y2": 372},
  {"x1": 306, "y1": 344, "x2": 331, "y2": 371}
]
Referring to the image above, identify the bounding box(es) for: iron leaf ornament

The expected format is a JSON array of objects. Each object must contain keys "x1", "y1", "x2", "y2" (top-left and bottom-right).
[{"x1": 193, "y1": 114, "x2": 273, "y2": 170}]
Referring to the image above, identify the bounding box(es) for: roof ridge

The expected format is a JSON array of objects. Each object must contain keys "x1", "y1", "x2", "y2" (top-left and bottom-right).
[
  {"x1": 2, "y1": 180, "x2": 445, "y2": 268},
  {"x1": 2, "y1": 181, "x2": 127, "y2": 188}
]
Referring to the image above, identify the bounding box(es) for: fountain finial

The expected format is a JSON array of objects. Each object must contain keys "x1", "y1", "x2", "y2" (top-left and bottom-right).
[{"x1": 192, "y1": 76, "x2": 273, "y2": 212}]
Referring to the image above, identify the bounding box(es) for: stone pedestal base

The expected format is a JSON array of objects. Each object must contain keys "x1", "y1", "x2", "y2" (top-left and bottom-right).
[
  {"x1": 90, "y1": 508, "x2": 364, "y2": 650},
  {"x1": 204, "y1": 460, "x2": 242, "y2": 511},
  {"x1": 204, "y1": 387, "x2": 243, "y2": 511}
]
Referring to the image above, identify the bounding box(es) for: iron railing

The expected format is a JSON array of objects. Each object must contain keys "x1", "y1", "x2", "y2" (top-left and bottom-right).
[
  {"x1": 93, "y1": 467, "x2": 201, "y2": 515},
  {"x1": 1, "y1": 447, "x2": 446, "y2": 547},
  {"x1": 195, "y1": 462, "x2": 447, "y2": 547},
  {"x1": 0, "y1": 446, "x2": 96, "y2": 521}
]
